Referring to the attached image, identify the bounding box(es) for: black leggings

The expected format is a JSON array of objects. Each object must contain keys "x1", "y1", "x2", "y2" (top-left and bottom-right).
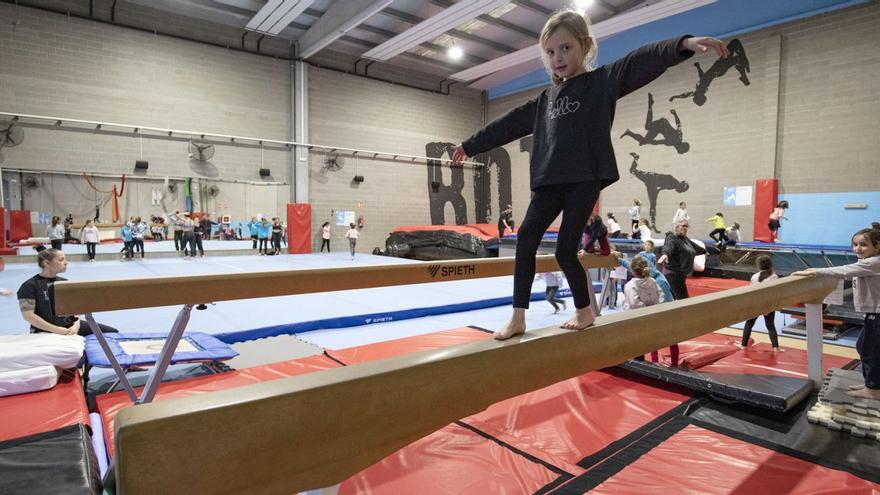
[
  {"x1": 259, "y1": 238, "x2": 269, "y2": 254},
  {"x1": 742, "y1": 311, "x2": 779, "y2": 348},
  {"x1": 665, "y1": 271, "x2": 690, "y2": 301},
  {"x1": 86, "y1": 242, "x2": 97, "y2": 260},
  {"x1": 545, "y1": 286, "x2": 564, "y2": 310},
  {"x1": 321, "y1": 239, "x2": 330, "y2": 252},
  {"x1": 709, "y1": 228, "x2": 727, "y2": 243},
  {"x1": 174, "y1": 230, "x2": 183, "y2": 251},
  {"x1": 182, "y1": 233, "x2": 196, "y2": 256},
  {"x1": 272, "y1": 233, "x2": 281, "y2": 253},
  {"x1": 859, "y1": 314, "x2": 879, "y2": 389},
  {"x1": 195, "y1": 236, "x2": 204, "y2": 256},
  {"x1": 513, "y1": 181, "x2": 600, "y2": 309},
  {"x1": 252, "y1": 235, "x2": 259, "y2": 249},
  {"x1": 132, "y1": 238, "x2": 144, "y2": 257}
]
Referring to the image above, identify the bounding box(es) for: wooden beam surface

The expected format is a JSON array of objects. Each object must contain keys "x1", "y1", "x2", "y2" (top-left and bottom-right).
[
  {"x1": 54, "y1": 254, "x2": 618, "y2": 314},
  {"x1": 113, "y1": 275, "x2": 837, "y2": 495}
]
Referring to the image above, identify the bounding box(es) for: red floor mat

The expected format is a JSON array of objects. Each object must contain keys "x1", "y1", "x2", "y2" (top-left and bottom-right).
[
  {"x1": 581, "y1": 424, "x2": 879, "y2": 494},
  {"x1": 647, "y1": 333, "x2": 744, "y2": 369},
  {"x1": 462, "y1": 371, "x2": 691, "y2": 474},
  {"x1": 338, "y1": 423, "x2": 570, "y2": 495},
  {"x1": 95, "y1": 354, "x2": 340, "y2": 457},
  {"x1": 699, "y1": 343, "x2": 854, "y2": 378},
  {"x1": 0, "y1": 369, "x2": 88, "y2": 442},
  {"x1": 686, "y1": 276, "x2": 749, "y2": 297},
  {"x1": 325, "y1": 327, "x2": 491, "y2": 364}
]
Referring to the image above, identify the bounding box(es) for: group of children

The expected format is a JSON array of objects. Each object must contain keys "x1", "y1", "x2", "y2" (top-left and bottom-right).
[{"x1": 246, "y1": 217, "x2": 286, "y2": 256}]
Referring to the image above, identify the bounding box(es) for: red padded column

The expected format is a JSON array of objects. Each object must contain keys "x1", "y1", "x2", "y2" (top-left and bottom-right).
[
  {"x1": 753, "y1": 179, "x2": 777, "y2": 242},
  {"x1": 287, "y1": 203, "x2": 311, "y2": 254}
]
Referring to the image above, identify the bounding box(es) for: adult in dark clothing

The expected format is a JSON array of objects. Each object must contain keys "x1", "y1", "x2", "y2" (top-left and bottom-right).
[
  {"x1": 17, "y1": 247, "x2": 118, "y2": 336},
  {"x1": 656, "y1": 220, "x2": 707, "y2": 300},
  {"x1": 194, "y1": 214, "x2": 217, "y2": 257},
  {"x1": 498, "y1": 205, "x2": 515, "y2": 238},
  {"x1": 451, "y1": 9, "x2": 727, "y2": 340}
]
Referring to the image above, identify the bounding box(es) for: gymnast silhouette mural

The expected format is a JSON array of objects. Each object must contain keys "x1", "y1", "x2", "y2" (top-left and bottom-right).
[
  {"x1": 620, "y1": 93, "x2": 690, "y2": 154},
  {"x1": 628, "y1": 152, "x2": 689, "y2": 233},
  {"x1": 670, "y1": 38, "x2": 750, "y2": 106}
]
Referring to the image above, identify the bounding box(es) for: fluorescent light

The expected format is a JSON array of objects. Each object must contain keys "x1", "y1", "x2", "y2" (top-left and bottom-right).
[
  {"x1": 448, "y1": 45, "x2": 464, "y2": 60},
  {"x1": 362, "y1": 0, "x2": 509, "y2": 61},
  {"x1": 450, "y1": 0, "x2": 716, "y2": 83},
  {"x1": 246, "y1": 0, "x2": 316, "y2": 36}
]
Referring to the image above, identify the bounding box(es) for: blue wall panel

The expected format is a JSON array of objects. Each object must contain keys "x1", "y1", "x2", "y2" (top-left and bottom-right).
[{"x1": 777, "y1": 191, "x2": 879, "y2": 246}]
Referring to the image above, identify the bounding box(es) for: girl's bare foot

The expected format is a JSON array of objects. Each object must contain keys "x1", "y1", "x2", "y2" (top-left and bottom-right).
[
  {"x1": 495, "y1": 308, "x2": 526, "y2": 340},
  {"x1": 848, "y1": 384, "x2": 866, "y2": 391},
  {"x1": 561, "y1": 307, "x2": 595, "y2": 330},
  {"x1": 846, "y1": 387, "x2": 880, "y2": 400}
]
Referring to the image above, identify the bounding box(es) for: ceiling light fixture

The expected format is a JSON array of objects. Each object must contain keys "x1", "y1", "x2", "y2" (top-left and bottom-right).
[
  {"x1": 362, "y1": 0, "x2": 508, "y2": 61},
  {"x1": 246, "y1": 0, "x2": 317, "y2": 36}
]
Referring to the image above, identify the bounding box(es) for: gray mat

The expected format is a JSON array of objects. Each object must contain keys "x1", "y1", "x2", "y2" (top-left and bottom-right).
[{"x1": 819, "y1": 368, "x2": 880, "y2": 411}]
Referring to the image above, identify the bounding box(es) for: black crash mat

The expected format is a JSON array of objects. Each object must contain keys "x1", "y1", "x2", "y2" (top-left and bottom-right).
[
  {"x1": 688, "y1": 395, "x2": 880, "y2": 484},
  {"x1": 0, "y1": 424, "x2": 101, "y2": 495},
  {"x1": 618, "y1": 359, "x2": 813, "y2": 412}
]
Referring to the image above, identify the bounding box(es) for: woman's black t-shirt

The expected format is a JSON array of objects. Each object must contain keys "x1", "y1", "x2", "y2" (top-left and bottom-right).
[{"x1": 17, "y1": 274, "x2": 77, "y2": 332}]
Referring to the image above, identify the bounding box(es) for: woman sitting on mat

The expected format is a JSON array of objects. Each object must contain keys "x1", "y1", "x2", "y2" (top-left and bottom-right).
[{"x1": 17, "y1": 246, "x2": 118, "y2": 337}]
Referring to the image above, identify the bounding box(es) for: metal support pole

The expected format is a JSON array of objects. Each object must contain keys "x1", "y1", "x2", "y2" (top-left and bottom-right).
[
  {"x1": 85, "y1": 313, "x2": 137, "y2": 402},
  {"x1": 585, "y1": 268, "x2": 600, "y2": 317},
  {"x1": 138, "y1": 304, "x2": 194, "y2": 404},
  {"x1": 805, "y1": 303, "x2": 824, "y2": 389}
]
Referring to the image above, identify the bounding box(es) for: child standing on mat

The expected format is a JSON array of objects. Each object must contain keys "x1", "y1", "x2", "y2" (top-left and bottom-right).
[
  {"x1": 80, "y1": 220, "x2": 100, "y2": 262},
  {"x1": 740, "y1": 255, "x2": 780, "y2": 350},
  {"x1": 451, "y1": 8, "x2": 727, "y2": 339},
  {"x1": 345, "y1": 222, "x2": 359, "y2": 260},
  {"x1": 629, "y1": 199, "x2": 642, "y2": 235},
  {"x1": 537, "y1": 272, "x2": 567, "y2": 313},
  {"x1": 321, "y1": 222, "x2": 332, "y2": 252},
  {"x1": 794, "y1": 228, "x2": 880, "y2": 399},
  {"x1": 623, "y1": 255, "x2": 676, "y2": 365}
]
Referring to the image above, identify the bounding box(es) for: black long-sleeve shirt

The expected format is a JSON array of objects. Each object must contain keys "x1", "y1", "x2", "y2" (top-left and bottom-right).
[
  {"x1": 462, "y1": 37, "x2": 693, "y2": 191},
  {"x1": 661, "y1": 233, "x2": 707, "y2": 275}
]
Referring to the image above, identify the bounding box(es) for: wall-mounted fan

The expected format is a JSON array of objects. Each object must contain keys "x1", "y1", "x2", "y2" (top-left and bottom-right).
[
  {"x1": 206, "y1": 184, "x2": 220, "y2": 197},
  {"x1": 188, "y1": 141, "x2": 215, "y2": 161},
  {"x1": 22, "y1": 176, "x2": 40, "y2": 189},
  {"x1": 322, "y1": 152, "x2": 344, "y2": 173},
  {"x1": 0, "y1": 120, "x2": 24, "y2": 148}
]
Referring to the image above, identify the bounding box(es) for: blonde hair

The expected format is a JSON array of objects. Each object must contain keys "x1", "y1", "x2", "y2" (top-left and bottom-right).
[{"x1": 540, "y1": 9, "x2": 597, "y2": 86}]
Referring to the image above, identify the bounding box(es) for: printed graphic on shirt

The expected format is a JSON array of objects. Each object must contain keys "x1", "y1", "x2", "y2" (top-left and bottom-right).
[
  {"x1": 670, "y1": 38, "x2": 751, "y2": 106},
  {"x1": 547, "y1": 96, "x2": 581, "y2": 119},
  {"x1": 628, "y1": 153, "x2": 689, "y2": 233}
]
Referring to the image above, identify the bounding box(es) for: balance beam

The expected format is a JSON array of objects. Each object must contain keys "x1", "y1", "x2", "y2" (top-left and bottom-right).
[
  {"x1": 54, "y1": 254, "x2": 618, "y2": 314},
  {"x1": 112, "y1": 275, "x2": 836, "y2": 495}
]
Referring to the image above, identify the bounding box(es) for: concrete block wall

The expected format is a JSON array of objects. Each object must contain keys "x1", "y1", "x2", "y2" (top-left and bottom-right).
[
  {"x1": 0, "y1": 2, "x2": 291, "y2": 222},
  {"x1": 307, "y1": 67, "x2": 483, "y2": 253},
  {"x1": 487, "y1": 2, "x2": 880, "y2": 243}
]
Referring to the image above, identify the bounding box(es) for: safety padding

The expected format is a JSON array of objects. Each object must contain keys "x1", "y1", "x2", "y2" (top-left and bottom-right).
[
  {"x1": 96, "y1": 354, "x2": 340, "y2": 458},
  {"x1": 0, "y1": 369, "x2": 89, "y2": 442},
  {"x1": 0, "y1": 424, "x2": 101, "y2": 495},
  {"x1": 84, "y1": 332, "x2": 238, "y2": 368}
]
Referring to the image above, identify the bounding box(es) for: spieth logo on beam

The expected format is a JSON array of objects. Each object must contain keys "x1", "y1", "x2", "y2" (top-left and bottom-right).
[{"x1": 427, "y1": 264, "x2": 476, "y2": 279}]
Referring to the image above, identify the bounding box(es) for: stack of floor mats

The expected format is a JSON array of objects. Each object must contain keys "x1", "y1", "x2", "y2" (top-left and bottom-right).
[
  {"x1": 0, "y1": 333, "x2": 85, "y2": 396},
  {"x1": 619, "y1": 336, "x2": 855, "y2": 412},
  {"x1": 384, "y1": 224, "x2": 497, "y2": 260},
  {"x1": 808, "y1": 368, "x2": 880, "y2": 441},
  {"x1": 0, "y1": 424, "x2": 102, "y2": 495},
  {"x1": 0, "y1": 370, "x2": 100, "y2": 495}
]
